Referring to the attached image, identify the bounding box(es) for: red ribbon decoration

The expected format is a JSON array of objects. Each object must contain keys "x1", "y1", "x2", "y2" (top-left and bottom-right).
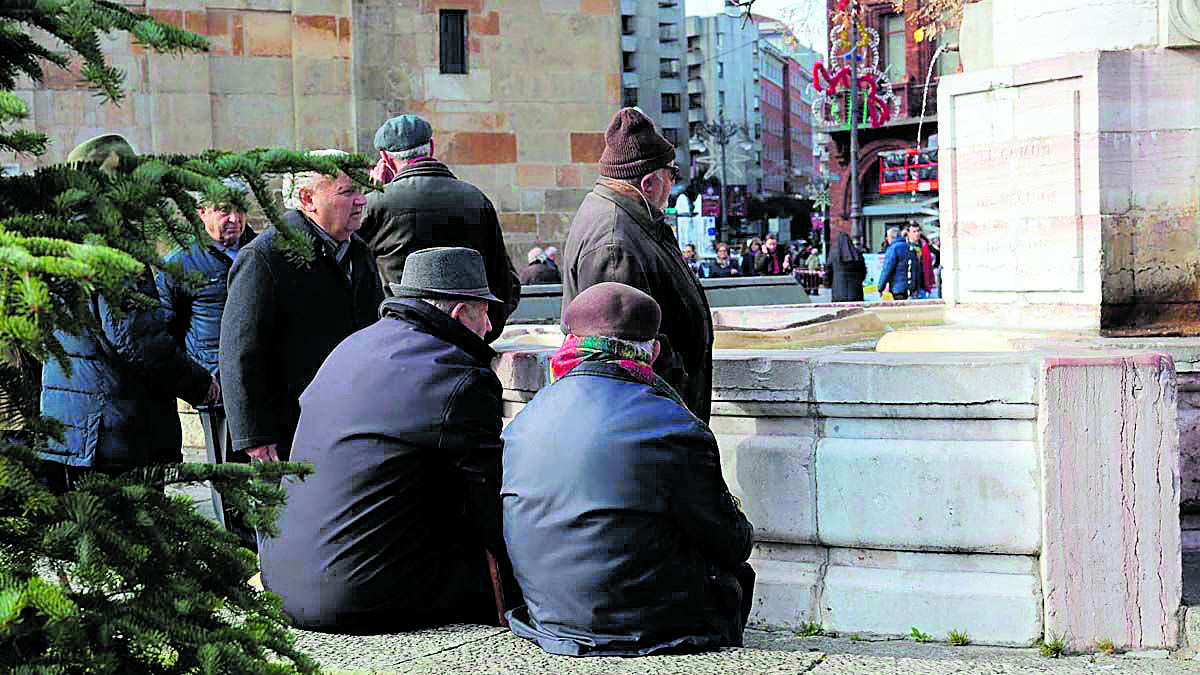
[{"x1": 812, "y1": 61, "x2": 892, "y2": 128}]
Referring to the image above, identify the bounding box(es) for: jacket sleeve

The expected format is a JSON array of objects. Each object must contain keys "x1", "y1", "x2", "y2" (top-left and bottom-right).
[
  {"x1": 100, "y1": 273, "x2": 211, "y2": 406},
  {"x1": 154, "y1": 263, "x2": 188, "y2": 345},
  {"x1": 220, "y1": 247, "x2": 280, "y2": 453},
  {"x1": 439, "y1": 368, "x2": 507, "y2": 560},
  {"x1": 670, "y1": 426, "x2": 754, "y2": 568},
  {"x1": 878, "y1": 245, "x2": 897, "y2": 293},
  {"x1": 483, "y1": 197, "x2": 520, "y2": 343}
]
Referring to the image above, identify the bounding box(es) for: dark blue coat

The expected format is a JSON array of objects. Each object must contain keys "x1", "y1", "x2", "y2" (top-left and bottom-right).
[
  {"x1": 878, "y1": 238, "x2": 922, "y2": 296},
  {"x1": 156, "y1": 228, "x2": 256, "y2": 376},
  {"x1": 40, "y1": 272, "x2": 212, "y2": 470},
  {"x1": 502, "y1": 362, "x2": 753, "y2": 656},
  {"x1": 259, "y1": 298, "x2": 510, "y2": 632}
]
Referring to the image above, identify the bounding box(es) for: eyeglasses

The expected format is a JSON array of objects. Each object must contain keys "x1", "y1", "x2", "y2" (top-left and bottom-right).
[{"x1": 666, "y1": 165, "x2": 681, "y2": 182}]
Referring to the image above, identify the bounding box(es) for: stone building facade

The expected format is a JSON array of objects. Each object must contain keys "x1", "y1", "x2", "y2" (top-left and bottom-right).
[{"x1": 3, "y1": 0, "x2": 623, "y2": 262}]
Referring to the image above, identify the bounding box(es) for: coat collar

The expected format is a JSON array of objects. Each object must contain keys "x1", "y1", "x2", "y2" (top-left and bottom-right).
[
  {"x1": 393, "y1": 159, "x2": 456, "y2": 182},
  {"x1": 379, "y1": 297, "x2": 497, "y2": 364},
  {"x1": 591, "y1": 179, "x2": 672, "y2": 243}
]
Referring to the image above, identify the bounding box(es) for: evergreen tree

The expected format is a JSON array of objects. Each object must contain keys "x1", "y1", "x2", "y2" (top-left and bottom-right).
[{"x1": 0, "y1": 2, "x2": 376, "y2": 672}]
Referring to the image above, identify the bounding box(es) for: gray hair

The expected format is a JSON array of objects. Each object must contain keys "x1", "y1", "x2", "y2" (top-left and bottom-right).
[
  {"x1": 886, "y1": 226, "x2": 901, "y2": 239},
  {"x1": 422, "y1": 297, "x2": 462, "y2": 314},
  {"x1": 384, "y1": 143, "x2": 433, "y2": 163},
  {"x1": 527, "y1": 247, "x2": 545, "y2": 264},
  {"x1": 282, "y1": 149, "x2": 349, "y2": 209}
]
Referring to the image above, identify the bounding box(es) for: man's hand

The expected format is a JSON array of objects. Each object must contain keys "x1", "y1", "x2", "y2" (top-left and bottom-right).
[
  {"x1": 246, "y1": 444, "x2": 279, "y2": 463},
  {"x1": 203, "y1": 376, "x2": 221, "y2": 406}
]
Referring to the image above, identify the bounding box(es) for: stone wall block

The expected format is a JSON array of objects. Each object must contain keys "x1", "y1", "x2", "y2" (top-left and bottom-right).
[
  {"x1": 712, "y1": 353, "x2": 812, "y2": 395},
  {"x1": 711, "y1": 420, "x2": 818, "y2": 544},
  {"x1": 746, "y1": 543, "x2": 826, "y2": 628},
  {"x1": 211, "y1": 93, "x2": 294, "y2": 150},
  {"x1": 810, "y1": 353, "x2": 1040, "y2": 406},
  {"x1": 821, "y1": 554, "x2": 1043, "y2": 645},
  {"x1": 148, "y1": 93, "x2": 212, "y2": 153},
  {"x1": 441, "y1": 131, "x2": 518, "y2": 165},
  {"x1": 493, "y1": 348, "x2": 553, "y2": 396},
  {"x1": 1038, "y1": 353, "x2": 1181, "y2": 651},
  {"x1": 243, "y1": 10, "x2": 292, "y2": 57},
  {"x1": 817, "y1": 438, "x2": 1041, "y2": 554},
  {"x1": 209, "y1": 56, "x2": 293, "y2": 96},
  {"x1": 292, "y1": 14, "x2": 341, "y2": 60},
  {"x1": 294, "y1": 57, "x2": 352, "y2": 95}
]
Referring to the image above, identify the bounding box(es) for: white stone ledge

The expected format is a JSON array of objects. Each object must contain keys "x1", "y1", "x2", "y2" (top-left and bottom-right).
[
  {"x1": 816, "y1": 439, "x2": 1041, "y2": 554},
  {"x1": 821, "y1": 564, "x2": 1043, "y2": 646},
  {"x1": 717, "y1": 434, "x2": 817, "y2": 544},
  {"x1": 811, "y1": 353, "x2": 1041, "y2": 406}
]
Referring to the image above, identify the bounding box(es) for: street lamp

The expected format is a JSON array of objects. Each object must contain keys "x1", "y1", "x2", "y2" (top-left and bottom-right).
[{"x1": 697, "y1": 108, "x2": 747, "y2": 241}]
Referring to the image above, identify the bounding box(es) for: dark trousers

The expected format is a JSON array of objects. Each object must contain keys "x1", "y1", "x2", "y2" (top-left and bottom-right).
[
  {"x1": 198, "y1": 407, "x2": 256, "y2": 551},
  {"x1": 891, "y1": 290, "x2": 909, "y2": 300},
  {"x1": 39, "y1": 461, "x2": 122, "y2": 494}
]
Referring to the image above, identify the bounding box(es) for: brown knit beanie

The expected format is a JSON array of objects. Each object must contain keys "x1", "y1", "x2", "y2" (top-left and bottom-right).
[
  {"x1": 563, "y1": 282, "x2": 661, "y2": 341},
  {"x1": 599, "y1": 107, "x2": 677, "y2": 179}
]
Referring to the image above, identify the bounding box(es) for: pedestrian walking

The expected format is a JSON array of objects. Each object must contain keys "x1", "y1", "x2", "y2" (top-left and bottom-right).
[{"x1": 831, "y1": 231, "x2": 867, "y2": 302}]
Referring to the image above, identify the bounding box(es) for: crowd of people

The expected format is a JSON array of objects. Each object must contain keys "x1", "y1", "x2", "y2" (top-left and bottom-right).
[{"x1": 38, "y1": 108, "x2": 752, "y2": 657}]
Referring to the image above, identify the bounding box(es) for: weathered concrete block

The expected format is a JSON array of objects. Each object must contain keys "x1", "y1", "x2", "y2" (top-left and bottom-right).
[
  {"x1": 810, "y1": 353, "x2": 1040, "y2": 406},
  {"x1": 712, "y1": 352, "x2": 812, "y2": 397},
  {"x1": 1038, "y1": 353, "x2": 1181, "y2": 651},
  {"x1": 816, "y1": 438, "x2": 1041, "y2": 554},
  {"x1": 821, "y1": 551, "x2": 1043, "y2": 645},
  {"x1": 710, "y1": 416, "x2": 817, "y2": 544},
  {"x1": 746, "y1": 543, "x2": 825, "y2": 628}
]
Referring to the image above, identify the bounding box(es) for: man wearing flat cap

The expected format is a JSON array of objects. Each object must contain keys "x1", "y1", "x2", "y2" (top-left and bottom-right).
[
  {"x1": 260, "y1": 246, "x2": 519, "y2": 633},
  {"x1": 561, "y1": 107, "x2": 714, "y2": 423},
  {"x1": 502, "y1": 281, "x2": 754, "y2": 656},
  {"x1": 358, "y1": 114, "x2": 520, "y2": 343}
]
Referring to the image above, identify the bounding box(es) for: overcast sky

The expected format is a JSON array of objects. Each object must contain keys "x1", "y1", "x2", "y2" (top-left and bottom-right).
[{"x1": 685, "y1": 0, "x2": 827, "y2": 54}]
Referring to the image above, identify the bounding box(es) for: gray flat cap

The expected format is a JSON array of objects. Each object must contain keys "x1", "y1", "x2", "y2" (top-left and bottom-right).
[{"x1": 374, "y1": 115, "x2": 433, "y2": 153}]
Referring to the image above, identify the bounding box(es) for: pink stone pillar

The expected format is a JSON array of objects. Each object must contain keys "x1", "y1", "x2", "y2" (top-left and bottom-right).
[{"x1": 1039, "y1": 353, "x2": 1181, "y2": 651}]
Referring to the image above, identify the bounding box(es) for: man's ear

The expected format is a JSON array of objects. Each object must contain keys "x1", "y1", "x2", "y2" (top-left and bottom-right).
[
  {"x1": 640, "y1": 172, "x2": 657, "y2": 196},
  {"x1": 297, "y1": 186, "x2": 314, "y2": 210},
  {"x1": 448, "y1": 302, "x2": 468, "y2": 322},
  {"x1": 650, "y1": 339, "x2": 661, "y2": 364}
]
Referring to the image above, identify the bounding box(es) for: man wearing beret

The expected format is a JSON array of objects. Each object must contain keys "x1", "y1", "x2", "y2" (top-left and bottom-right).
[
  {"x1": 358, "y1": 114, "x2": 520, "y2": 343},
  {"x1": 260, "y1": 247, "x2": 519, "y2": 633},
  {"x1": 561, "y1": 107, "x2": 714, "y2": 422},
  {"x1": 502, "y1": 282, "x2": 754, "y2": 656}
]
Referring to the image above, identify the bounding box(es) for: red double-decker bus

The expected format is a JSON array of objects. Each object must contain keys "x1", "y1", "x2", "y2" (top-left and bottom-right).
[{"x1": 879, "y1": 148, "x2": 938, "y2": 195}]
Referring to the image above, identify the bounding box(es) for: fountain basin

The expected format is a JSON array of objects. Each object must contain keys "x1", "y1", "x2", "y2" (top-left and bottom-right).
[{"x1": 493, "y1": 303, "x2": 1183, "y2": 651}]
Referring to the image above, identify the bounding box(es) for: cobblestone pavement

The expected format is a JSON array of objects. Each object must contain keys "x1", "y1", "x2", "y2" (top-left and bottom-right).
[{"x1": 290, "y1": 625, "x2": 1199, "y2": 674}]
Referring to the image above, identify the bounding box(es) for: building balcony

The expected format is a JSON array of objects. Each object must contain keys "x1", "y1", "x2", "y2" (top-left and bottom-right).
[
  {"x1": 659, "y1": 25, "x2": 679, "y2": 42},
  {"x1": 687, "y1": 46, "x2": 702, "y2": 64},
  {"x1": 658, "y1": 0, "x2": 678, "y2": 7},
  {"x1": 689, "y1": 108, "x2": 706, "y2": 123},
  {"x1": 688, "y1": 78, "x2": 703, "y2": 94},
  {"x1": 621, "y1": 34, "x2": 637, "y2": 52},
  {"x1": 622, "y1": 71, "x2": 639, "y2": 87},
  {"x1": 620, "y1": 0, "x2": 637, "y2": 15}
]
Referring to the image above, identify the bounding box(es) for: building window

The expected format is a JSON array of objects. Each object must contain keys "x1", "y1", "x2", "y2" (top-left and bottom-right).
[
  {"x1": 439, "y1": 10, "x2": 468, "y2": 74},
  {"x1": 623, "y1": 51, "x2": 637, "y2": 72},
  {"x1": 882, "y1": 13, "x2": 906, "y2": 80},
  {"x1": 689, "y1": 92, "x2": 703, "y2": 109},
  {"x1": 689, "y1": 121, "x2": 702, "y2": 136},
  {"x1": 718, "y1": 90, "x2": 725, "y2": 108},
  {"x1": 660, "y1": 58, "x2": 680, "y2": 78},
  {"x1": 623, "y1": 87, "x2": 639, "y2": 108},
  {"x1": 717, "y1": 61, "x2": 724, "y2": 78},
  {"x1": 662, "y1": 128, "x2": 679, "y2": 145},
  {"x1": 662, "y1": 93, "x2": 681, "y2": 113},
  {"x1": 621, "y1": 15, "x2": 635, "y2": 35}
]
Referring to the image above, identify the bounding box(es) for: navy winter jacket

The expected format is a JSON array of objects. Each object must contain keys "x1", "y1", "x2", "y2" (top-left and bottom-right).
[
  {"x1": 502, "y1": 361, "x2": 753, "y2": 655},
  {"x1": 156, "y1": 228, "x2": 256, "y2": 376},
  {"x1": 40, "y1": 272, "x2": 212, "y2": 470},
  {"x1": 878, "y1": 238, "x2": 922, "y2": 296}
]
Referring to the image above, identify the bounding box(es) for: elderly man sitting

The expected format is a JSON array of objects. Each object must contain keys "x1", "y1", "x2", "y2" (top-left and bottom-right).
[
  {"x1": 502, "y1": 282, "x2": 754, "y2": 656},
  {"x1": 259, "y1": 247, "x2": 517, "y2": 633}
]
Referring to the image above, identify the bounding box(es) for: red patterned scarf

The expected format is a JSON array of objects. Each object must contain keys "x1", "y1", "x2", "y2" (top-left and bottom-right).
[{"x1": 549, "y1": 335, "x2": 684, "y2": 406}]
